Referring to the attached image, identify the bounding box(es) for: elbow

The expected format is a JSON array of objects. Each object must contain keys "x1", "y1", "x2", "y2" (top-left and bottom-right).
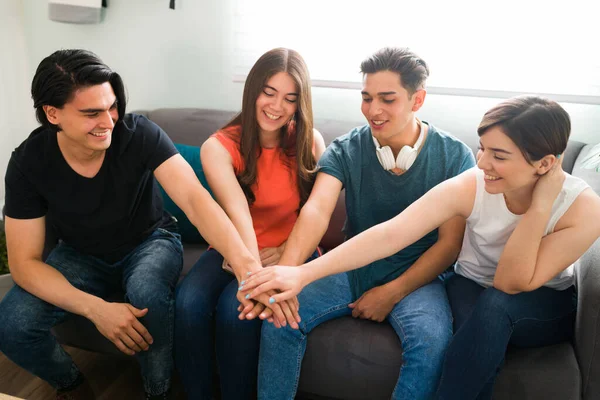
[{"x1": 492, "y1": 277, "x2": 531, "y2": 295}]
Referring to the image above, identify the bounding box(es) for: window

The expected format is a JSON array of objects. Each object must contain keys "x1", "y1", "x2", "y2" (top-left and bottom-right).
[{"x1": 233, "y1": 0, "x2": 600, "y2": 104}]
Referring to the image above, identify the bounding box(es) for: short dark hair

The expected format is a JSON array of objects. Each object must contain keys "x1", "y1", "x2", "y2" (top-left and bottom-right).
[
  {"x1": 360, "y1": 47, "x2": 429, "y2": 96},
  {"x1": 31, "y1": 49, "x2": 127, "y2": 132},
  {"x1": 477, "y1": 96, "x2": 570, "y2": 163}
]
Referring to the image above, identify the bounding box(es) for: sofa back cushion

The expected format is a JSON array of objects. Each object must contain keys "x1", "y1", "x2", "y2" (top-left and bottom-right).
[{"x1": 572, "y1": 143, "x2": 600, "y2": 194}]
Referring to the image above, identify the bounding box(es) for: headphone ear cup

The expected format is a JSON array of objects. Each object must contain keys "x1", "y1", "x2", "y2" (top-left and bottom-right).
[
  {"x1": 377, "y1": 146, "x2": 396, "y2": 170},
  {"x1": 396, "y1": 145, "x2": 417, "y2": 170}
]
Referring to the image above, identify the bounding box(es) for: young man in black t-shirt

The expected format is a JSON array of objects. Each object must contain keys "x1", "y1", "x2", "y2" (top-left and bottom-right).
[{"x1": 0, "y1": 49, "x2": 284, "y2": 400}]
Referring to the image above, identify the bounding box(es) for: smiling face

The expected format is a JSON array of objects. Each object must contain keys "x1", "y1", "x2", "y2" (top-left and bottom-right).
[
  {"x1": 477, "y1": 126, "x2": 543, "y2": 195},
  {"x1": 45, "y1": 82, "x2": 119, "y2": 154},
  {"x1": 360, "y1": 70, "x2": 425, "y2": 145},
  {"x1": 255, "y1": 72, "x2": 298, "y2": 136}
]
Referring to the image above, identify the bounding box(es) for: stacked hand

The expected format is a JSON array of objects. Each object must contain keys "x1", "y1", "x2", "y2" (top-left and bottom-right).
[
  {"x1": 237, "y1": 264, "x2": 301, "y2": 329},
  {"x1": 240, "y1": 265, "x2": 308, "y2": 303}
]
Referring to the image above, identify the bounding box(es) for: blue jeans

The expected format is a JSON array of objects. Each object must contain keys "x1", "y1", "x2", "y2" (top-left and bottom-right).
[
  {"x1": 0, "y1": 228, "x2": 183, "y2": 395},
  {"x1": 175, "y1": 248, "x2": 320, "y2": 400},
  {"x1": 436, "y1": 273, "x2": 576, "y2": 400},
  {"x1": 258, "y1": 273, "x2": 453, "y2": 400}
]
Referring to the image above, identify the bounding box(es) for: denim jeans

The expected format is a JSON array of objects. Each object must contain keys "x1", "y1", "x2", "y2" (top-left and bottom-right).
[
  {"x1": 174, "y1": 248, "x2": 320, "y2": 400},
  {"x1": 258, "y1": 273, "x2": 453, "y2": 400},
  {"x1": 436, "y1": 273, "x2": 576, "y2": 400},
  {"x1": 0, "y1": 228, "x2": 183, "y2": 395}
]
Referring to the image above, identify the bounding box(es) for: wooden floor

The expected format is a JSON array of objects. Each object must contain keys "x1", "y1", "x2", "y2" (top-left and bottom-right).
[{"x1": 0, "y1": 346, "x2": 186, "y2": 399}]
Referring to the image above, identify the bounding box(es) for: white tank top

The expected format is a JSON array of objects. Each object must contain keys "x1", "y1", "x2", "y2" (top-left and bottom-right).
[{"x1": 455, "y1": 168, "x2": 589, "y2": 290}]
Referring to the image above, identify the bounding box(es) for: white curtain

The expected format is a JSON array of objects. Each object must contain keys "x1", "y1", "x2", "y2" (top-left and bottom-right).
[{"x1": 233, "y1": 0, "x2": 600, "y2": 103}]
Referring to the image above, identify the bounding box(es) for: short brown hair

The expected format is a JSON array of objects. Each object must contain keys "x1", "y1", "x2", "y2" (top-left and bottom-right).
[{"x1": 478, "y1": 96, "x2": 570, "y2": 163}]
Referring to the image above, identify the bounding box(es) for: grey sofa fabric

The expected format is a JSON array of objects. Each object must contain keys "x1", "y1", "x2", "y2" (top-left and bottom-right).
[
  {"x1": 42, "y1": 108, "x2": 600, "y2": 400},
  {"x1": 576, "y1": 239, "x2": 600, "y2": 400}
]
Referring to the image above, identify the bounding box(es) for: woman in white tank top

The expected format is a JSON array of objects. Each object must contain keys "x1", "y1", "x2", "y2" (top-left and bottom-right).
[{"x1": 240, "y1": 96, "x2": 600, "y2": 399}]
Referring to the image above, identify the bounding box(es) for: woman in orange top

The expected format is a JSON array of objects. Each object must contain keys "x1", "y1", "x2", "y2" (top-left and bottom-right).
[{"x1": 174, "y1": 48, "x2": 326, "y2": 400}]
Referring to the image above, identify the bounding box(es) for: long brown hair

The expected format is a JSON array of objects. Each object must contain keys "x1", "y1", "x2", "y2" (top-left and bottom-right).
[{"x1": 223, "y1": 48, "x2": 316, "y2": 208}]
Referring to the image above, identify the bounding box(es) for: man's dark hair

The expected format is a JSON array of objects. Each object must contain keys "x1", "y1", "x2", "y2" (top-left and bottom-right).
[
  {"x1": 31, "y1": 49, "x2": 127, "y2": 132},
  {"x1": 360, "y1": 47, "x2": 429, "y2": 96}
]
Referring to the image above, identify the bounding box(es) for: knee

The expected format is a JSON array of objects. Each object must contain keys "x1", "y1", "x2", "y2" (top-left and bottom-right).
[
  {"x1": 0, "y1": 299, "x2": 41, "y2": 350},
  {"x1": 422, "y1": 317, "x2": 453, "y2": 356},
  {"x1": 477, "y1": 287, "x2": 513, "y2": 315},
  {"x1": 261, "y1": 318, "x2": 303, "y2": 344},
  {"x1": 174, "y1": 282, "x2": 215, "y2": 329}
]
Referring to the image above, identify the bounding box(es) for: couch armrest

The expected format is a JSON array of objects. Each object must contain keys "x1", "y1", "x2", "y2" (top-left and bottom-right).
[{"x1": 575, "y1": 238, "x2": 600, "y2": 400}]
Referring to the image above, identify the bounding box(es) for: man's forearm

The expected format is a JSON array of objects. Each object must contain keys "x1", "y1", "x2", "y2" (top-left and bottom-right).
[
  {"x1": 187, "y1": 191, "x2": 260, "y2": 275},
  {"x1": 11, "y1": 260, "x2": 105, "y2": 319},
  {"x1": 279, "y1": 204, "x2": 331, "y2": 266}
]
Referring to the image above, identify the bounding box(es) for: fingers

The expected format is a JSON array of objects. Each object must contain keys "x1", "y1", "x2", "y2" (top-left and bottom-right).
[
  {"x1": 125, "y1": 304, "x2": 148, "y2": 318},
  {"x1": 259, "y1": 248, "x2": 276, "y2": 264},
  {"x1": 276, "y1": 297, "x2": 299, "y2": 329},
  {"x1": 131, "y1": 319, "x2": 153, "y2": 347},
  {"x1": 263, "y1": 291, "x2": 296, "y2": 304},
  {"x1": 246, "y1": 302, "x2": 265, "y2": 321},
  {"x1": 247, "y1": 281, "x2": 281, "y2": 300},
  {"x1": 350, "y1": 297, "x2": 363, "y2": 318},
  {"x1": 257, "y1": 294, "x2": 286, "y2": 327},
  {"x1": 239, "y1": 270, "x2": 273, "y2": 291},
  {"x1": 120, "y1": 333, "x2": 143, "y2": 353},
  {"x1": 114, "y1": 338, "x2": 136, "y2": 356},
  {"x1": 259, "y1": 307, "x2": 273, "y2": 320}
]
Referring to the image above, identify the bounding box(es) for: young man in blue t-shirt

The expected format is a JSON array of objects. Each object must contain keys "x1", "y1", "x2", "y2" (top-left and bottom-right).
[{"x1": 248, "y1": 47, "x2": 476, "y2": 399}]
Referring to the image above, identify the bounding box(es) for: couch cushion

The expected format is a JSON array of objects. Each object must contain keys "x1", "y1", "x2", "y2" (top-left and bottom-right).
[
  {"x1": 296, "y1": 316, "x2": 580, "y2": 400},
  {"x1": 492, "y1": 342, "x2": 580, "y2": 400},
  {"x1": 139, "y1": 108, "x2": 237, "y2": 147},
  {"x1": 298, "y1": 316, "x2": 403, "y2": 400},
  {"x1": 572, "y1": 143, "x2": 600, "y2": 194},
  {"x1": 181, "y1": 242, "x2": 209, "y2": 278}
]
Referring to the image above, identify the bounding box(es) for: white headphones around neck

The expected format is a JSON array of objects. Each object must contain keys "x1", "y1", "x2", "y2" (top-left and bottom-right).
[{"x1": 372, "y1": 120, "x2": 425, "y2": 171}]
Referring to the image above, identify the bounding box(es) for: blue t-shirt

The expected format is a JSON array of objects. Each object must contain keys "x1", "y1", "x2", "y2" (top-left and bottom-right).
[{"x1": 318, "y1": 122, "x2": 476, "y2": 299}]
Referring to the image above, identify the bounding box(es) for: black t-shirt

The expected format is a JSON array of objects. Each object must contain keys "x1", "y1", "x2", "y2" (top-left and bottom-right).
[{"x1": 4, "y1": 113, "x2": 179, "y2": 263}]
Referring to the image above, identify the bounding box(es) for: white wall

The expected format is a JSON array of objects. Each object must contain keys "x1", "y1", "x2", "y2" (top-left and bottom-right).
[
  {"x1": 0, "y1": 1, "x2": 37, "y2": 211},
  {"x1": 4, "y1": 0, "x2": 599, "y2": 206},
  {"x1": 18, "y1": 0, "x2": 600, "y2": 139}
]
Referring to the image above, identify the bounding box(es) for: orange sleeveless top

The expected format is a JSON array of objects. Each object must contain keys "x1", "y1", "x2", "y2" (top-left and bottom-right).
[{"x1": 213, "y1": 125, "x2": 300, "y2": 249}]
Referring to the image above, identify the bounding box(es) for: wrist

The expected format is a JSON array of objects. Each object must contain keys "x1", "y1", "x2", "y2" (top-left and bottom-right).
[
  {"x1": 232, "y1": 257, "x2": 262, "y2": 283},
  {"x1": 386, "y1": 280, "x2": 407, "y2": 304},
  {"x1": 82, "y1": 296, "x2": 105, "y2": 320}
]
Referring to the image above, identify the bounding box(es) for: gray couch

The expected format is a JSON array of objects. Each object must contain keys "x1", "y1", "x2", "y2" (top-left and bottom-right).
[{"x1": 21, "y1": 108, "x2": 600, "y2": 399}]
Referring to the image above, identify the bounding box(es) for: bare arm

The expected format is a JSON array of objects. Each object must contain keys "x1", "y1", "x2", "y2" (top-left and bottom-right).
[
  {"x1": 313, "y1": 129, "x2": 327, "y2": 160},
  {"x1": 155, "y1": 145, "x2": 299, "y2": 328},
  {"x1": 348, "y1": 215, "x2": 466, "y2": 322},
  {"x1": 385, "y1": 215, "x2": 466, "y2": 301},
  {"x1": 154, "y1": 147, "x2": 260, "y2": 281},
  {"x1": 6, "y1": 216, "x2": 154, "y2": 355},
  {"x1": 6, "y1": 216, "x2": 105, "y2": 318},
  {"x1": 278, "y1": 172, "x2": 342, "y2": 266},
  {"x1": 494, "y1": 187, "x2": 600, "y2": 293},
  {"x1": 244, "y1": 169, "x2": 478, "y2": 301},
  {"x1": 300, "y1": 170, "x2": 475, "y2": 284}
]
